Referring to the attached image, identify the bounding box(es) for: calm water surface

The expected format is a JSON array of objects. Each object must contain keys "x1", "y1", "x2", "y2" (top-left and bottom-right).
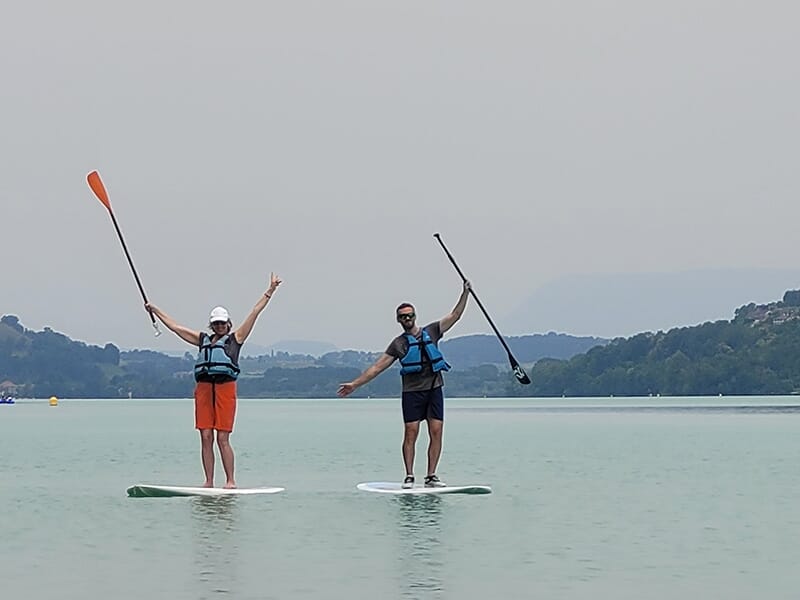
[{"x1": 2, "y1": 396, "x2": 800, "y2": 599}]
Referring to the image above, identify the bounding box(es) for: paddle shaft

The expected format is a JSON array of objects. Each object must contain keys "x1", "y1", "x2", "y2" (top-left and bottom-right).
[
  {"x1": 87, "y1": 171, "x2": 159, "y2": 335},
  {"x1": 107, "y1": 209, "x2": 160, "y2": 335},
  {"x1": 106, "y1": 209, "x2": 151, "y2": 307},
  {"x1": 433, "y1": 234, "x2": 514, "y2": 354},
  {"x1": 433, "y1": 233, "x2": 530, "y2": 384}
]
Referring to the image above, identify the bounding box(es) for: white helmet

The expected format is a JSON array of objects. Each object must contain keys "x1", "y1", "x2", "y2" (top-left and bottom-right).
[{"x1": 209, "y1": 306, "x2": 230, "y2": 323}]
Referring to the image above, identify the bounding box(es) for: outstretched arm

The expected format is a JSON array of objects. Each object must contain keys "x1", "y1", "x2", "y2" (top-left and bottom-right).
[
  {"x1": 145, "y1": 303, "x2": 201, "y2": 346},
  {"x1": 438, "y1": 280, "x2": 471, "y2": 334},
  {"x1": 233, "y1": 273, "x2": 282, "y2": 344},
  {"x1": 337, "y1": 353, "x2": 397, "y2": 397}
]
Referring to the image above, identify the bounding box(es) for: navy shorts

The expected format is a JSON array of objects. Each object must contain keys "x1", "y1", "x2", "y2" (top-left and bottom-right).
[{"x1": 401, "y1": 387, "x2": 444, "y2": 423}]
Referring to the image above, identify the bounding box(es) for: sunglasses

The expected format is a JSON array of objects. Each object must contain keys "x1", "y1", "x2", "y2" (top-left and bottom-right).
[
  {"x1": 396, "y1": 313, "x2": 416, "y2": 321},
  {"x1": 210, "y1": 321, "x2": 229, "y2": 326}
]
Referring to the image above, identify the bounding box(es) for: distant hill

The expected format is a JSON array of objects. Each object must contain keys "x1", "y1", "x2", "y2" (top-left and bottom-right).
[
  {"x1": 7, "y1": 288, "x2": 800, "y2": 398},
  {"x1": 440, "y1": 332, "x2": 607, "y2": 368},
  {"x1": 243, "y1": 339, "x2": 339, "y2": 357},
  {"x1": 521, "y1": 289, "x2": 800, "y2": 397},
  {"x1": 238, "y1": 332, "x2": 604, "y2": 371},
  {"x1": 0, "y1": 315, "x2": 606, "y2": 398}
]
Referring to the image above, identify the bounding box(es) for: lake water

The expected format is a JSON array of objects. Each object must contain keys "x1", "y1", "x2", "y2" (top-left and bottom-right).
[{"x1": 2, "y1": 396, "x2": 800, "y2": 599}]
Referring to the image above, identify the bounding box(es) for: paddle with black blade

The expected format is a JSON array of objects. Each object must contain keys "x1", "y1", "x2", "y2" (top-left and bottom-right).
[
  {"x1": 433, "y1": 233, "x2": 530, "y2": 384},
  {"x1": 86, "y1": 170, "x2": 161, "y2": 336}
]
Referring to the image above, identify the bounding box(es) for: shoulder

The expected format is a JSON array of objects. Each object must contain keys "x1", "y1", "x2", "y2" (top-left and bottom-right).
[
  {"x1": 385, "y1": 333, "x2": 410, "y2": 358},
  {"x1": 425, "y1": 322, "x2": 442, "y2": 340}
]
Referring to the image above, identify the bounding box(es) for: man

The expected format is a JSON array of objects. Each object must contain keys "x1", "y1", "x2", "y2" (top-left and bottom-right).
[{"x1": 338, "y1": 281, "x2": 470, "y2": 488}]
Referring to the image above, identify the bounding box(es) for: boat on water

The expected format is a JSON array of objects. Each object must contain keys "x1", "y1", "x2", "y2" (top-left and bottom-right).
[{"x1": 0, "y1": 396, "x2": 15, "y2": 404}]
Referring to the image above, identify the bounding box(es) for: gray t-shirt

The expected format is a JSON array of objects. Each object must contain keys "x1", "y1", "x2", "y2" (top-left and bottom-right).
[
  {"x1": 199, "y1": 332, "x2": 243, "y2": 364},
  {"x1": 385, "y1": 322, "x2": 445, "y2": 392}
]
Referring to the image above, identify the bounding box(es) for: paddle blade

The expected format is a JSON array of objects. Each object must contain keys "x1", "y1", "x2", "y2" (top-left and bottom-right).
[
  {"x1": 509, "y1": 355, "x2": 531, "y2": 385},
  {"x1": 87, "y1": 170, "x2": 111, "y2": 210}
]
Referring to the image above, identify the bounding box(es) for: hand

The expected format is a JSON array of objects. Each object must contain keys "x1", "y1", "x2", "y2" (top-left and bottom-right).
[
  {"x1": 145, "y1": 302, "x2": 158, "y2": 314},
  {"x1": 268, "y1": 272, "x2": 282, "y2": 293},
  {"x1": 337, "y1": 382, "x2": 356, "y2": 397},
  {"x1": 463, "y1": 280, "x2": 471, "y2": 292}
]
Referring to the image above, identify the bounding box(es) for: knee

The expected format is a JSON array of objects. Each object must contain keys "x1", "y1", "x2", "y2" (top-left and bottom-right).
[
  {"x1": 403, "y1": 424, "x2": 420, "y2": 442},
  {"x1": 200, "y1": 430, "x2": 214, "y2": 445}
]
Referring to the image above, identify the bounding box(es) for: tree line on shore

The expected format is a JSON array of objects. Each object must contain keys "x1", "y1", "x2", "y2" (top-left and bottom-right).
[
  {"x1": 0, "y1": 315, "x2": 601, "y2": 398},
  {"x1": 3, "y1": 292, "x2": 800, "y2": 399}
]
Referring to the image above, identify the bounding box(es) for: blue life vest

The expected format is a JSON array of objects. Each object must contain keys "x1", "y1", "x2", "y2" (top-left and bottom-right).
[
  {"x1": 399, "y1": 328, "x2": 451, "y2": 375},
  {"x1": 194, "y1": 333, "x2": 240, "y2": 382}
]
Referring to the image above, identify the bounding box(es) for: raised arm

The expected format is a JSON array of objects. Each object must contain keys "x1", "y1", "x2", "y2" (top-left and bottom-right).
[
  {"x1": 145, "y1": 303, "x2": 201, "y2": 346},
  {"x1": 337, "y1": 353, "x2": 397, "y2": 397},
  {"x1": 438, "y1": 280, "x2": 471, "y2": 334},
  {"x1": 233, "y1": 273, "x2": 282, "y2": 344}
]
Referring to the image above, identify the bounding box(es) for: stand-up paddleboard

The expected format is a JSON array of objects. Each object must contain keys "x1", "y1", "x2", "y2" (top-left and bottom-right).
[
  {"x1": 356, "y1": 482, "x2": 492, "y2": 495},
  {"x1": 127, "y1": 484, "x2": 285, "y2": 498}
]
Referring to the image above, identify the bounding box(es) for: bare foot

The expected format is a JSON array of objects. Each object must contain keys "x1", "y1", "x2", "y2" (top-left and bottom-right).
[
  {"x1": 223, "y1": 481, "x2": 237, "y2": 489},
  {"x1": 202, "y1": 481, "x2": 214, "y2": 488}
]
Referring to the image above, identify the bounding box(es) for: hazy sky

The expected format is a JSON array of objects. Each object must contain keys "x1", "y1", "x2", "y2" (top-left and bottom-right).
[{"x1": 3, "y1": 1, "x2": 799, "y2": 353}]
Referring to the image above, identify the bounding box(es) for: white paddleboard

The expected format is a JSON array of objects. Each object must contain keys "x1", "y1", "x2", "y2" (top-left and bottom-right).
[
  {"x1": 356, "y1": 482, "x2": 492, "y2": 495},
  {"x1": 127, "y1": 484, "x2": 285, "y2": 498}
]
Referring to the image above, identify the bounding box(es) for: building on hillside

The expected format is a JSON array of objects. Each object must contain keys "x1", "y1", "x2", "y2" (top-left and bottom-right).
[{"x1": 0, "y1": 380, "x2": 20, "y2": 397}]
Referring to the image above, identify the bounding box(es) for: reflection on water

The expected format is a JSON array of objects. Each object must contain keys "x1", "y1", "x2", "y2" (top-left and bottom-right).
[
  {"x1": 190, "y1": 496, "x2": 240, "y2": 598},
  {"x1": 394, "y1": 495, "x2": 444, "y2": 600}
]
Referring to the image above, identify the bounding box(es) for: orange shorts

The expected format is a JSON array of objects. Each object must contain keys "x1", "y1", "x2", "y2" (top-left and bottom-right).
[{"x1": 194, "y1": 381, "x2": 237, "y2": 432}]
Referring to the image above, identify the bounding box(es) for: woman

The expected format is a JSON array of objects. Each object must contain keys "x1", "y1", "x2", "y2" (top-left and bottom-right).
[{"x1": 145, "y1": 273, "x2": 282, "y2": 488}]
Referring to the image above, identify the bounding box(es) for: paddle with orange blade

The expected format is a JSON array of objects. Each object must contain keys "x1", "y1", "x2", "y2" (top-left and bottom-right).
[{"x1": 86, "y1": 170, "x2": 161, "y2": 336}]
